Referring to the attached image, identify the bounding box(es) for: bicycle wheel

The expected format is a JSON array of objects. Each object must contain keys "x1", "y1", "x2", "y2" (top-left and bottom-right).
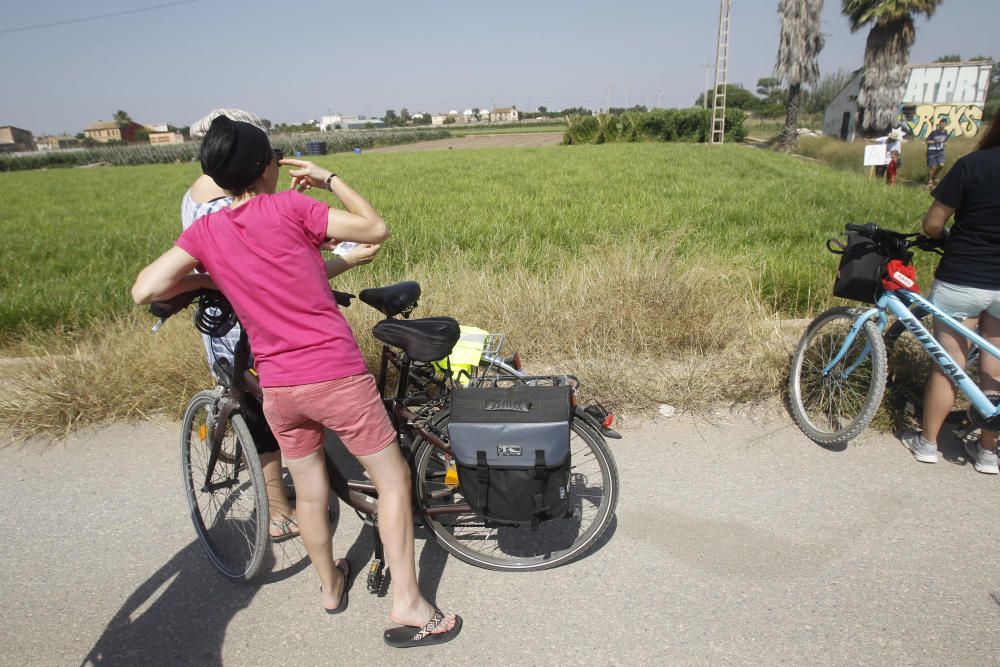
[
  {"x1": 885, "y1": 306, "x2": 980, "y2": 426},
  {"x1": 180, "y1": 390, "x2": 269, "y2": 581},
  {"x1": 413, "y1": 411, "x2": 619, "y2": 571},
  {"x1": 789, "y1": 306, "x2": 887, "y2": 445}
]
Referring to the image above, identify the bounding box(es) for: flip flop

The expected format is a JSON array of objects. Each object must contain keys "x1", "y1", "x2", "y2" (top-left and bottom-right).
[
  {"x1": 383, "y1": 610, "x2": 462, "y2": 648},
  {"x1": 269, "y1": 515, "x2": 299, "y2": 543},
  {"x1": 322, "y1": 559, "x2": 351, "y2": 615}
]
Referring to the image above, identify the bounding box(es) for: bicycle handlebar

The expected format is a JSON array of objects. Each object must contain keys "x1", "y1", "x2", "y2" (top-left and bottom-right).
[
  {"x1": 842, "y1": 222, "x2": 944, "y2": 259},
  {"x1": 148, "y1": 288, "x2": 356, "y2": 329}
]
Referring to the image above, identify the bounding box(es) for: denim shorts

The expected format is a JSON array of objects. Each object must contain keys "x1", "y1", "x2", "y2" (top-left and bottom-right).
[
  {"x1": 930, "y1": 280, "x2": 1000, "y2": 320},
  {"x1": 926, "y1": 153, "x2": 945, "y2": 168}
]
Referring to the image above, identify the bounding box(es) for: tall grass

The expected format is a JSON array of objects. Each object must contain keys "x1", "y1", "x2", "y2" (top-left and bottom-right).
[
  {"x1": 795, "y1": 134, "x2": 979, "y2": 185},
  {"x1": 0, "y1": 247, "x2": 785, "y2": 440},
  {"x1": 0, "y1": 142, "x2": 939, "y2": 437}
]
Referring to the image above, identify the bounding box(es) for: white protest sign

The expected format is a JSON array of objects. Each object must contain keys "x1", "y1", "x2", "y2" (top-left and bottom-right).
[{"x1": 863, "y1": 144, "x2": 889, "y2": 166}]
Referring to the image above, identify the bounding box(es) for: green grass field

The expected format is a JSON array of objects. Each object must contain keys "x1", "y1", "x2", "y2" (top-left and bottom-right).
[
  {"x1": 0, "y1": 141, "x2": 934, "y2": 340},
  {"x1": 0, "y1": 142, "x2": 942, "y2": 436}
]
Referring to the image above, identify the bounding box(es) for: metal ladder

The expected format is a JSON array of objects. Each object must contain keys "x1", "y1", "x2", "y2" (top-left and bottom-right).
[{"x1": 710, "y1": 0, "x2": 732, "y2": 145}]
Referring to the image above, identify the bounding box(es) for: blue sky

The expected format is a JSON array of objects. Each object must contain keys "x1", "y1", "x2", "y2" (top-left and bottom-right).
[{"x1": 0, "y1": 0, "x2": 995, "y2": 135}]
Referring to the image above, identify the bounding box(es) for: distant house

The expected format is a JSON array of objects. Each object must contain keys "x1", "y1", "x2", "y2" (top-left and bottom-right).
[
  {"x1": 0, "y1": 126, "x2": 36, "y2": 152},
  {"x1": 36, "y1": 135, "x2": 81, "y2": 151},
  {"x1": 824, "y1": 61, "x2": 993, "y2": 141},
  {"x1": 489, "y1": 107, "x2": 520, "y2": 123},
  {"x1": 320, "y1": 114, "x2": 384, "y2": 130},
  {"x1": 431, "y1": 112, "x2": 468, "y2": 125},
  {"x1": 149, "y1": 132, "x2": 185, "y2": 145},
  {"x1": 84, "y1": 120, "x2": 144, "y2": 143}
]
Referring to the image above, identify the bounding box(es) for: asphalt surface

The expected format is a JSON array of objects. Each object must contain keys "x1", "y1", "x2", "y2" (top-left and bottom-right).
[{"x1": 2, "y1": 408, "x2": 999, "y2": 666}]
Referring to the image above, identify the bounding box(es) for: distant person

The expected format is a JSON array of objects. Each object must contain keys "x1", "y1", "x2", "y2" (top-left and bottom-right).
[
  {"x1": 925, "y1": 118, "x2": 949, "y2": 187},
  {"x1": 900, "y1": 111, "x2": 1000, "y2": 474},
  {"x1": 871, "y1": 127, "x2": 904, "y2": 177},
  {"x1": 886, "y1": 149, "x2": 899, "y2": 186},
  {"x1": 184, "y1": 108, "x2": 380, "y2": 542}
]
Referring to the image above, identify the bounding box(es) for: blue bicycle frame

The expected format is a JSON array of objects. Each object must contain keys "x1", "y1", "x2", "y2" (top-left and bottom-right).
[{"x1": 823, "y1": 288, "x2": 1000, "y2": 422}]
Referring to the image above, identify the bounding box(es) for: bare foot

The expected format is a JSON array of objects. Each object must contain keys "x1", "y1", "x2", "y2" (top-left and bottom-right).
[
  {"x1": 268, "y1": 513, "x2": 299, "y2": 540},
  {"x1": 320, "y1": 559, "x2": 348, "y2": 611},
  {"x1": 389, "y1": 601, "x2": 458, "y2": 635}
]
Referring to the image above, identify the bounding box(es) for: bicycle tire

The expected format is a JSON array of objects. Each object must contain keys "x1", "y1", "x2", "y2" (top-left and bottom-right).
[
  {"x1": 789, "y1": 306, "x2": 887, "y2": 445},
  {"x1": 885, "y1": 307, "x2": 981, "y2": 425},
  {"x1": 413, "y1": 410, "x2": 619, "y2": 571},
  {"x1": 180, "y1": 390, "x2": 269, "y2": 581}
]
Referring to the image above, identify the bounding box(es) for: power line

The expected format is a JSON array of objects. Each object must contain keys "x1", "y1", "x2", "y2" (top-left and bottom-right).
[{"x1": 0, "y1": 0, "x2": 197, "y2": 35}]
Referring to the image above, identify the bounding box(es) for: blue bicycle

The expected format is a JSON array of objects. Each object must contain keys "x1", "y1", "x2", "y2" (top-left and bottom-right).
[{"x1": 789, "y1": 223, "x2": 1000, "y2": 445}]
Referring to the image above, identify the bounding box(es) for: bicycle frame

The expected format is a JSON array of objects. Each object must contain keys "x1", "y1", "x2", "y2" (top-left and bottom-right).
[{"x1": 824, "y1": 289, "x2": 1000, "y2": 422}]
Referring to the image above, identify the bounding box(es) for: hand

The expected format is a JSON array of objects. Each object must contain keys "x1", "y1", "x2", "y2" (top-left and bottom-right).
[
  {"x1": 342, "y1": 243, "x2": 381, "y2": 267},
  {"x1": 280, "y1": 158, "x2": 333, "y2": 193}
]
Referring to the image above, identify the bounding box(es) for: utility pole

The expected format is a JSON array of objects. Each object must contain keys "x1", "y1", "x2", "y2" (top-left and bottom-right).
[{"x1": 710, "y1": 0, "x2": 732, "y2": 145}]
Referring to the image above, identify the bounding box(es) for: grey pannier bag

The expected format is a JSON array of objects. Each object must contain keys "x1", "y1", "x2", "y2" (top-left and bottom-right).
[{"x1": 448, "y1": 385, "x2": 572, "y2": 527}]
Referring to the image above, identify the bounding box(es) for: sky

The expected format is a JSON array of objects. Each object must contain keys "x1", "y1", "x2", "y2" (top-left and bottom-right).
[{"x1": 0, "y1": 0, "x2": 996, "y2": 135}]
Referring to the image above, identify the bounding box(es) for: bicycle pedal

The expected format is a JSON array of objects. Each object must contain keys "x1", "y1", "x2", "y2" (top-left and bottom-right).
[{"x1": 367, "y1": 559, "x2": 384, "y2": 594}]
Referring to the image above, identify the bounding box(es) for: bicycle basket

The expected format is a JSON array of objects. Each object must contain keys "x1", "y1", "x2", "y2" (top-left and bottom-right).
[{"x1": 829, "y1": 232, "x2": 888, "y2": 304}]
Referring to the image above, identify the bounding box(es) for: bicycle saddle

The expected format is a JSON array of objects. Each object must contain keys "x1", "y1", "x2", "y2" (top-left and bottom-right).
[
  {"x1": 372, "y1": 317, "x2": 461, "y2": 362},
  {"x1": 359, "y1": 281, "x2": 421, "y2": 318}
]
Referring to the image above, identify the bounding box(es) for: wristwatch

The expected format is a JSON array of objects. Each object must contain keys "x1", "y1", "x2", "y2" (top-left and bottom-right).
[{"x1": 325, "y1": 173, "x2": 338, "y2": 190}]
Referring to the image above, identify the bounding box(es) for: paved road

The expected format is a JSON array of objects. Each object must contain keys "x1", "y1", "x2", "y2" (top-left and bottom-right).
[{"x1": 2, "y1": 409, "x2": 999, "y2": 666}]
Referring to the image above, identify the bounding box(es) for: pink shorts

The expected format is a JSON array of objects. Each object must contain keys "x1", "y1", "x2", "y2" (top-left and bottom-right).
[{"x1": 261, "y1": 373, "x2": 396, "y2": 460}]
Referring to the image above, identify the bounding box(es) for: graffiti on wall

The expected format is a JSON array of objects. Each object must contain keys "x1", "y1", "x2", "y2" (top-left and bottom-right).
[
  {"x1": 904, "y1": 65, "x2": 992, "y2": 106},
  {"x1": 906, "y1": 104, "x2": 983, "y2": 139}
]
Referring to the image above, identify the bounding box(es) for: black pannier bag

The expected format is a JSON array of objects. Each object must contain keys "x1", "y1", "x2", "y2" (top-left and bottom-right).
[
  {"x1": 830, "y1": 232, "x2": 887, "y2": 304},
  {"x1": 448, "y1": 385, "x2": 573, "y2": 526}
]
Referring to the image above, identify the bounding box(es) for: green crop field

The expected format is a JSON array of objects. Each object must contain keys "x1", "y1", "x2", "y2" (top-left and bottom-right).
[
  {"x1": 0, "y1": 141, "x2": 933, "y2": 339},
  {"x1": 0, "y1": 142, "x2": 941, "y2": 436}
]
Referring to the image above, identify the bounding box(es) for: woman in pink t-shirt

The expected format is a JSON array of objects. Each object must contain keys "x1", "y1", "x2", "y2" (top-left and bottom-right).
[{"x1": 132, "y1": 117, "x2": 460, "y2": 646}]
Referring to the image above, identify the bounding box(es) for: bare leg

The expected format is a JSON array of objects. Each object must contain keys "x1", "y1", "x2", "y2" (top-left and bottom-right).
[
  {"x1": 921, "y1": 317, "x2": 974, "y2": 444},
  {"x1": 357, "y1": 443, "x2": 456, "y2": 633},
  {"x1": 284, "y1": 451, "x2": 345, "y2": 609},
  {"x1": 977, "y1": 313, "x2": 1000, "y2": 453},
  {"x1": 260, "y1": 451, "x2": 294, "y2": 522}
]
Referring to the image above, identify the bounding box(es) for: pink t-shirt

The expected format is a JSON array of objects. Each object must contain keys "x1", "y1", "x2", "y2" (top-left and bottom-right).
[{"x1": 175, "y1": 190, "x2": 368, "y2": 387}]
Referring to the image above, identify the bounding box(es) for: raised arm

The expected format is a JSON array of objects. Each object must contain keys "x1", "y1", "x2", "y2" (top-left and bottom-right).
[
  {"x1": 131, "y1": 246, "x2": 213, "y2": 304},
  {"x1": 281, "y1": 159, "x2": 390, "y2": 244}
]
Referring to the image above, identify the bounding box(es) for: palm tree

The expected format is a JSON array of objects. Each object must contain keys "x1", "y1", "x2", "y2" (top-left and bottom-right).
[
  {"x1": 842, "y1": 0, "x2": 943, "y2": 134},
  {"x1": 775, "y1": 0, "x2": 825, "y2": 151}
]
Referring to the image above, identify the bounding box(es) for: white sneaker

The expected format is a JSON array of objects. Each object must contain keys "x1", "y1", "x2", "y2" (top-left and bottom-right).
[
  {"x1": 901, "y1": 430, "x2": 939, "y2": 463},
  {"x1": 964, "y1": 441, "x2": 999, "y2": 474}
]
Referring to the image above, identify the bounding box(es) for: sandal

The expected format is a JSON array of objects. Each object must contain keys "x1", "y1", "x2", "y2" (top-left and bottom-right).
[
  {"x1": 383, "y1": 609, "x2": 463, "y2": 648},
  {"x1": 321, "y1": 559, "x2": 350, "y2": 615},
  {"x1": 269, "y1": 515, "x2": 299, "y2": 542}
]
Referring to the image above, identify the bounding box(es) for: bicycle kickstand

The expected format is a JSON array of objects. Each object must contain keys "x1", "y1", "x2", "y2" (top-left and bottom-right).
[{"x1": 366, "y1": 520, "x2": 390, "y2": 596}]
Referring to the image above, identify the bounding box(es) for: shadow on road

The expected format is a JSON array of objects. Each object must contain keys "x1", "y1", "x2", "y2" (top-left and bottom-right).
[{"x1": 80, "y1": 540, "x2": 260, "y2": 666}]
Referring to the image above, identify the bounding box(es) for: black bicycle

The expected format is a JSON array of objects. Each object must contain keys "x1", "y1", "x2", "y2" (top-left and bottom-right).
[{"x1": 151, "y1": 281, "x2": 619, "y2": 582}]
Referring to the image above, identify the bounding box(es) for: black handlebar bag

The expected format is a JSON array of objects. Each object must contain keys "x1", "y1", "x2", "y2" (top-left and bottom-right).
[
  {"x1": 449, "y1": 385, "x2": 572, "y2": 527},
  {"x1": 830, "y1": 232, "x2": 887, "y2": 304}
]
